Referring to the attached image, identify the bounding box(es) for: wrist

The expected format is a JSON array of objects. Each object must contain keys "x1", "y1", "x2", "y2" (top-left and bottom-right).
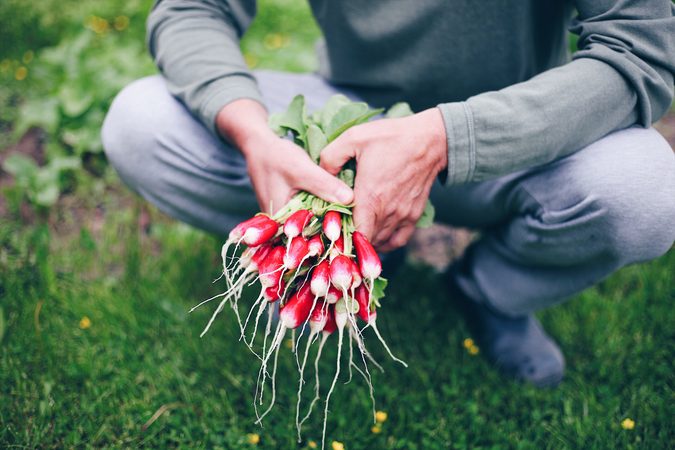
[
  {"x1": 416, "y1": 108, "x2": 448, "y2": 175},
  {"x1": 215, "y1": 99, "x2": 276, "y2": 157}
]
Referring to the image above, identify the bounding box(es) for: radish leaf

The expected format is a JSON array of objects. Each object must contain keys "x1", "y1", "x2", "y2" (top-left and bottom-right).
[
  {"x1": 306, "y1": 124, "x2": 327, "y2": 163},
  {"x1": 385, "y1": 102, "x2": 414, "y2": 118},
  {"x1": 415, "y1": 200, "x2": 435, "y2": 228}
]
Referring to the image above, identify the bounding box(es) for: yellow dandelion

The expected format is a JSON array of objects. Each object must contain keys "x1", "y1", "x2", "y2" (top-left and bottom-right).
[
  {"x1": 246, "y1": 433, "x2": 260, "y2": 444},
  {"x1": 15, "y1": 66, "x2": 28, "y2": 81},
  {"x1": 331, "y1": 441, "x2": 344, "y2": 450},
  {"x1": 621, "y1": 418, "x2": 635, "y2": 430},
  {"x1": 285, "y1": 338, "x2": 294, "y2": 349},
  {"x1": 263, "y1": 33, "x2": 284, "y2": 50},
  {"x1": 307, "y1": 440, "x2": 317, "y2": 449},
  {"x1": 375, "y1": 410, "x2": 388, "y2": 423},
  {"x1": 371, "y1": 425, "x2": 382, "y2": 434},
  {"x1": 22, "y1": 51, "x2": 34, "y2": 64},
  {"x1": 463, "y1": 338, "x2": 474, "y2": 349},
  {"x1": 468, "y1": 344, "x2": 480, "y2": 355},
  {"x1": 114, "y1": 15, "x2": 130, "y2": 31},
  {"x1": 244, "y1": 53, "x2": 259, "y2": 68},
  {"x1": 90, "y1": 17, "x2": 110, "y2": 34},
  {"x1": 79, "y1": 316, "x2": 92, "y2": 329}
]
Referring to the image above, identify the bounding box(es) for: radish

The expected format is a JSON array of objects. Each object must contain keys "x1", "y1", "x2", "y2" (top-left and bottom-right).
[
  {"x1": 284, "y1": 209, "x2": 314, "y2": 240},
  {"x1": 310, "y1": 261, "x2": 331, "y2": 298},
  {"x1": 242, "y1": 216, "x2": 279, "y2": 247},
  {"x1": 322, "y1": 211, "x2": 341, "y2": 243},
  {"x1": 284, "y1": 236, "x2": 310, "y2": 270},
  {"x1": 307, "y1": 235, "x2": 325, "y2": 257},
  {"x1": 325, "y1": 286, "x2": 342, "y2": 304},
  {"x1": 353, "y1": 231, "x2": 381, "y2": 281},
  {"x1": 329, "y1": 255, "x2": 353, "y2": 291}
]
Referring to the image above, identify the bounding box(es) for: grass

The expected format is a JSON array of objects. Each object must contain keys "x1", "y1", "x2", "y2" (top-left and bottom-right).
[
  {"x1": 1, "y1": 201, "x2": 673, "y2": 449},
  {"x1": 1, "y1": 0, "x2": 673, "y2": 448}
]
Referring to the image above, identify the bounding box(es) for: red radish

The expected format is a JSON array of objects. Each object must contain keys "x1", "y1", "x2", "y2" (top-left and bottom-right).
[
  {"x1": 322, "y1": 211, "x2": 341, "y2": 242},
  {"x1": 284, "y1": 236, "x2": 310, "y2": 270},
  {"x1": 280, "y1": 285, "x2": 314, "y2": 329},
  {"x1": 353, "y1": 231, "x2": 382, "y2": 280},
  {"x1": 325, "y1": 286, "x2": 342, "y2": 304},
  {"x1": 323, "y1": 306, "x2": 337, "y2": 335},
  {"x1": 328, "y1": 235, "x2": 345, "y2": 261},
  {"x1": 307, "y1": 235, "x2": 324, "y2": 257},
  {"x1": 354, "y1": 285, "x2": 373, "y2": 323},
  {"x1": 229, "y1": 215, "x2": 269, "y2": 242},
  {"x1": 259, "y1": 246, "x2": 285, "y2": 288},
  {"x1": 284, "y1": 209, "x2": 314, "y2": 240},
  {"x1": 350, "y1": 259, "x2": 362, "y2": 289},
  {"x1": 264, "y1": 279, "x2": 285, "y2": 302},
  {"x1": 310, "y1": 261, "x2": 331, "y2": 297},
  {"x1": 243, "y1": 216, "x2": 279, "y2": 247},
  {"x1": 330, "y1": 255, "x2": 353, "y2": 291}
]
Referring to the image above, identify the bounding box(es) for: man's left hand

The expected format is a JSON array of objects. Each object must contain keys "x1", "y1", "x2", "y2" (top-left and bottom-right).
[{"x1": 320, "y1": 108, "x2": 448, "y2": 252}]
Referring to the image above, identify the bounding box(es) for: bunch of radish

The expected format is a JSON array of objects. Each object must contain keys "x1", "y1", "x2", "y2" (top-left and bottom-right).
[{"x1": 193, "y1": 95, "x2": 434, "y2": 449}]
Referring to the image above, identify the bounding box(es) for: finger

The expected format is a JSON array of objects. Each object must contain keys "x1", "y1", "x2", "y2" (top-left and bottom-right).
[
  {"x1": 295, "y1": 161, "x2": 354, "y2": 205},
  {"x1": 371, "y1": 212, "x2": 398, "y2": 248},
  {"x1": 319, "y1": 136, "x2": 357, "y2": 176},
  {"x1": 352, "y1": 201, "x2": 376, "y2": 240},
  {"x1": 381, "y1": 223, "x2": 416, "y2": 252}
]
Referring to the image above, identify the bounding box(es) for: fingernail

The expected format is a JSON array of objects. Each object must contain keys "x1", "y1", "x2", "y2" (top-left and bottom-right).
[{"x1": 336, "y1": 186, "x2": 353, "y2": 204}]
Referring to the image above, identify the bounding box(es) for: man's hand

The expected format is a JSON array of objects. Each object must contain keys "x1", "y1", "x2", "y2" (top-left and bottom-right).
[
  {"x1": 216, "y1": 99, "x2": 353, "y2": 214},
  {"x1": 320, "y1": 108, "x2": 447, "y2": 251}
]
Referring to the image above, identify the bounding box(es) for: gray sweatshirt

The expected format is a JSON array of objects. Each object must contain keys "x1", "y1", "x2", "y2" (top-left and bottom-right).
[{"x1": 147, "y1": 0, "x2": 674, "y2": 185}]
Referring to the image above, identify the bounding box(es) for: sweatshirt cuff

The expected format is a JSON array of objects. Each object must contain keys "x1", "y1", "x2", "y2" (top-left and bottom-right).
[
  {"x1": 199, "y1": 74, "x2": 265, "y2": 136},
  {"x1": 436, "y1": 102, "x2": 476, "y2": 185}
]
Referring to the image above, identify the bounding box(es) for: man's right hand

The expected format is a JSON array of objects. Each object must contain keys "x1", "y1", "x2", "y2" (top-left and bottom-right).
[{"x1": 216, "y1": 99, "x2": 353, "y2": 214}]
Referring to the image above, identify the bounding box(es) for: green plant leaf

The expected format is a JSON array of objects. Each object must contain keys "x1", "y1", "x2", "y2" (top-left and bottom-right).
[
  {"x1": 371, "y1": 277, "x2": 388, "y2": 306},
  {"x1": 326, "y1": 104, "x2": 384, "y2": 141},
  {"x1": 277, "y1": 94, "x2": 307, "y2": 141},
  {"x1": 13, "y1": 98, "x2": 60, "y2": 137},
  {"x1": 338, "y1": 168, "x2": 355, "y2": 188},
  {"x1": 306, "y1": 124, "x2": 327, "y2": 163},
  {"x1": 2, "y1": 154, "x2": 38, "y2": 182},
  {"x1": 416, "y1": 200, "x2": 435, "y2": 228},
  {"x1": 319, "y1": 94, "x2": 351, "y2": 130},
  {"x1": 58, "y1": 84, "x2": 94, "y2": 118},
  {"x1": 385, "y1": 102, "x2": 414, "y2": 118}
]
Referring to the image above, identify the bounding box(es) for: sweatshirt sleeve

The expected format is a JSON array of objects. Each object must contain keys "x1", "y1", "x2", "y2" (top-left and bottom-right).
[
  {"x1": 147, "y1": 0, "x2": 263, "y2": 135},
  {"x1": 437, "y1": 0, "x2": 675, "y2": 185}
]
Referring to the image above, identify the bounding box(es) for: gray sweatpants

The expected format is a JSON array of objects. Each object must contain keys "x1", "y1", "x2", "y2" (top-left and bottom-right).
[{"x1": 102, "y1": 72, "x2": 675, "y2": 316}]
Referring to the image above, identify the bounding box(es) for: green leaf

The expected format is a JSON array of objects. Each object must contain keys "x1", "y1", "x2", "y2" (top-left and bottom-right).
[
  {"x1": 306, "y1": 124, "x2": 327, "y2": 163},
  {"x1": 371, "y1": 277, "x2": 388, "y2": 306},
  {"x1": 58, "y1": 84, "x2": 93, "y2": 118},
  {"x1": 14, "y1": 98, "x2": 60, "y2": 137},
  {"x1": 319, "y1": 94, "x2": 351, "y2": 130},
  {"x1": 34, "y1": 183, "x2": 59, "y2": 207},
  {"x1": 338, "y1": 168, "x2": 355, "y2": 188},
  {"x1": 385, "y1": 102, "x2": 414, "y2": 118},
  {"x1": 268, "y1": 112, "x2": 287, "y2": 137},
  {"x1": 2, "y1": 154, "x2": 38, "y2": 181},
  {"x1": 326, "y1": 104, "x2": 384, "y2": 141},
  {"x1": 416, "y1": 200, "x2": 435, "y2": 228},
  {"x1": 277, "y1": 94, "x2": 307, "y2": 141}
]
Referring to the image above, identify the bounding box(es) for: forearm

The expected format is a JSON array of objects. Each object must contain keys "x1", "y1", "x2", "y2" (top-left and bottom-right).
[
  {"x1": 147, "y1": 0, "x2": 262, "y2": 135},
  {"x1": 437, "y1": 0, "x2": 674, "y2": 185}
]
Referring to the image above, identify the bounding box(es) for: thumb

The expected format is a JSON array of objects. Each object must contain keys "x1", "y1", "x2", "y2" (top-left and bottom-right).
[
  {"x1": 319, "y1": 138, "x2": 357, "y2": 176},
  {"x1": 297, "y1": 161, "x2": 354, "y2": 205}
]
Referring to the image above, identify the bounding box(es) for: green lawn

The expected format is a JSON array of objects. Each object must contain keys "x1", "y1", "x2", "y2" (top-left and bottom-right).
[{"x1": 1, "y1": 0, "x2": 673, "y2": 449}]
